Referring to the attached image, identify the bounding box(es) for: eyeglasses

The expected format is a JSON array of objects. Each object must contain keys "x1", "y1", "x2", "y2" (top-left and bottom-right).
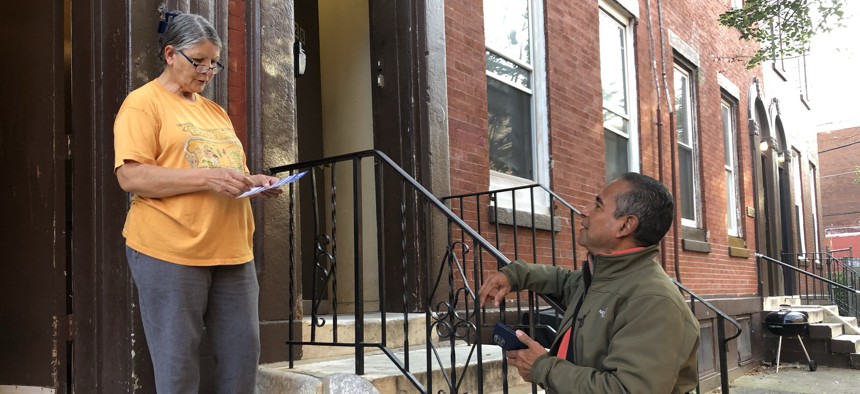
[{"x1": 177, "y1": 50, "x2": 224, "y2": 75}]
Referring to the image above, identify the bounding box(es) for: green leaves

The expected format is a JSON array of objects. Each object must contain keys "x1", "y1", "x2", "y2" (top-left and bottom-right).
[{"x1": 718, "y1": 0, "x2": 846, "y2": 68}]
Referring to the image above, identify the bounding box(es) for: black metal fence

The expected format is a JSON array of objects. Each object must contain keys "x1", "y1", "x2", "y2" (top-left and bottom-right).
[
  {"x1": 270, "y1": 150, "x2": 562, "y2": 393},
  {"x1": 779, "y1": 251, "x2": 860, "y2": 322},
  {"x1": 269, "y1": 151, "x2": 740, "y2": 393},
  {"x1": 673, "y1": 279, "x2": 741, "y2": 394}
]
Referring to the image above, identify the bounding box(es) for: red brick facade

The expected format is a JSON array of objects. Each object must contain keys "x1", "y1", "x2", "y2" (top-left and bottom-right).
[
  {"x1": 818, "y1": 126, "x2": 860, "y2": 254},
  {"x1": 228, "y1": 0, "x2": 247, "y2": 148},
  {"x1": 444, "y1": 0, "x2": 767, "y2": 297}
]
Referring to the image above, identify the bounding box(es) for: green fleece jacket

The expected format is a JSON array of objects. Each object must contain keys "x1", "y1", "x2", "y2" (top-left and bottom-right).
[{"x1": 500, "y1": 245, "x2": 699, "y2": 394}]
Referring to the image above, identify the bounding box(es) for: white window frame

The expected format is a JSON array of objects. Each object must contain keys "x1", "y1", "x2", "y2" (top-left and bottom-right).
[
  {"x1": 485, "y1": 0, "x2": 550, "y2": 212},
  {"x1": 809, "y1": 162, "x2": 821, "y2": 257},
  {"x1": 599, "y1": 3, "x2": 640, "y2": 182},
  {"x1": 674, "y1": 64, "x2": 701, "y2": 228},
  {"x1": 721, "y1": 99, "x2": 741, "y2": 237},
  {"x1": 730, "y1": 0, "x2": 743, "y2": 9},
  {"x1": 791, "y1": 149, "x2": 806, "y2": 253}
]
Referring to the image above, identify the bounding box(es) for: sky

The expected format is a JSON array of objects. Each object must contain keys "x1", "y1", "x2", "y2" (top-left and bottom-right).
[{"x1": 807, "y1": 1, "x2": 860, "y2": 132}]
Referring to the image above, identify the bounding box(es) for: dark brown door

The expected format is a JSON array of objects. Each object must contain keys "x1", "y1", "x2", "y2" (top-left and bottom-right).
[
  {"x1": 1, "y1": 0, "x2": 159, "y2": 392},
  {"x1": 0, "y1": 0, "x2": 72, "y2": 390},
  {"x1": 68, "y1": 0, "x2": 157, "y2": 391},
  {"x1": 369, "y1": 0, "x2": 431, "y2": 312}
]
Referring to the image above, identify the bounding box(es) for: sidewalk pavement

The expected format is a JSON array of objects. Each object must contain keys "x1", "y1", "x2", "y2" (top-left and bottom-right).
[{"x1": 709, "y1": 363, "x2": 860, "y2": 393}]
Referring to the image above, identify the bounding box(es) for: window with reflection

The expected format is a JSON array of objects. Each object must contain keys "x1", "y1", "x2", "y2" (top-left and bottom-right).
[
  {"x1": 722, "y1": 99, "x2": 741, "y2": 237},
  {"x1": 674, "y1": 64, "x2": 700, "y2": 227},
  {"x1": 600, "y1": 7, "x2": 637, "y2": 182},
  {"x1": 484, "y1": 0, "x2": 541, "y2": 181}
]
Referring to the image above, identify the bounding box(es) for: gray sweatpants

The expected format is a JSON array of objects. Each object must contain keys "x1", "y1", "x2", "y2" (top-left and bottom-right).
[{"x1": 126, "y1": 246, "x2": 260, "y2": 394}]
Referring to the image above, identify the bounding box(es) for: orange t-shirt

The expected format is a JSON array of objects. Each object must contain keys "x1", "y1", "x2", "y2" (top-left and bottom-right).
[{"x1": 114, "y1": 80, "x2": 253, "y2": 266}]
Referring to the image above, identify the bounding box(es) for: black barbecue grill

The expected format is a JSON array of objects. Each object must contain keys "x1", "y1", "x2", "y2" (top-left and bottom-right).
[{"x1": 764, "y1": 304, "x2": 817, "y2": 372}]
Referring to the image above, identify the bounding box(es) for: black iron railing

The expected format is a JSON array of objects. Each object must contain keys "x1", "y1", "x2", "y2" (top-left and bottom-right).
[
  {"x1": 443, "y1": 184, "x2": 579, "y2": 393},
  {"x1": 444, "y1": 184, "x2": 741, "y2": 394},
  {"x1": 269, "y1": 151, "x2": 740, "y2": 393},
  {"x1": 774, "y1": 252, "x2": 860, "y2": 322},
  {"x1": 673, "y1": 279, "x2": 742, "y2": 394},
  {"x1": 269, "y1": 150, "x2": 561, "y2": 393}
]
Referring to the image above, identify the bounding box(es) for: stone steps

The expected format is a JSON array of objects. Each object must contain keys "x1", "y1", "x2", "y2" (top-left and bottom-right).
[
  {"x1": 297, "y1": 312, "x2": 428, "y2": 361},
  {"x1": 762, "y1": 301, "x2": 860, "y2": 369},
  {"x1": 258, "y1": 341, "x2": 531, "y2": 393},
  {"x1": 831, "y1": 334, "x2": 860, "y2": 354},
  {"x1": 256, "y1": 312, "x2": 533, "y2": 393}
]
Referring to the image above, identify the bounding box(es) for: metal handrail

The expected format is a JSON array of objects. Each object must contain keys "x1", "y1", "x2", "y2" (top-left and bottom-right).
[
  {"x1": 758, "y1": 253, "x2": 860, "y2": 294},
  {"x1": 673, "y1": 278, "x2": 742, "y2": 394},
  {"x1": 270, "y1": 150, "x2": 563, "y2": 393},
  {"x1": 272, "y1": 150, "x2": 567, "y2": 317}
]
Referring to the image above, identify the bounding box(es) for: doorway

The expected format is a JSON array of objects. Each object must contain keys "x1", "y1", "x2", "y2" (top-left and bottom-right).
[{"x1": 293, "y1": 0, "x2": 435, "y2": 315}]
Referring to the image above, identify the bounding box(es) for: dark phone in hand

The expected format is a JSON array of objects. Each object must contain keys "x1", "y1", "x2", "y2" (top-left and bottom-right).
[{"x1": 493, "y1": 322, "x2": 528, "y2": 351}]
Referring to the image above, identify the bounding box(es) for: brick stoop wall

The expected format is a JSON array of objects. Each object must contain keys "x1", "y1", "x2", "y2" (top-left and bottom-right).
[{"x1": 228, "y1": 0, "x2": 247, "y2": 148}]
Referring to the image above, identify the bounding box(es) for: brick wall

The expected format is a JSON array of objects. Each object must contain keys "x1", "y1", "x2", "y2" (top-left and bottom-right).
[
  {"x1": 445, "y1": 0, "x2": 766, "y2": 297},
  {"x1": 228, "y1": 0, "x2": 247, "y2": 148},
  {"x1": 655, "y1": 0, "x2": 761, "y2": 295},
  {"x1": 818, "y1": 127, "x2": 860, "y2": 230},
  {"x1": 445, "y1": 0, "x2": 490, "y2": 197}
]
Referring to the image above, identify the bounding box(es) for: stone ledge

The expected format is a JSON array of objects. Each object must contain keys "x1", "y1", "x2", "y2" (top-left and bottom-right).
[{"x1": 488, "y1": 206, "x2": 562, "y2": 232}]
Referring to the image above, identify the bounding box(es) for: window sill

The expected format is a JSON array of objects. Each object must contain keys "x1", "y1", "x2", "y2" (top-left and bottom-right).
[
  {"x1": 728, "y1": 236, "x2": 750, "y2": 258},
  {"x1": 488, "y1": 206, "x2": 562, "y2": 232},
  {"x1": 681, "y1": 226, "x2": 711, "y2": 253}
]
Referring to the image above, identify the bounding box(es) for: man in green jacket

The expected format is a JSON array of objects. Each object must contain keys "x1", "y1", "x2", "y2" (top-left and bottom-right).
[{"x1": 478, "y1": 172, "x2": 699, "y2": 393}]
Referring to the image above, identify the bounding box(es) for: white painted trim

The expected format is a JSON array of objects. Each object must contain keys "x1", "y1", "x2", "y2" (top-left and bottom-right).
[
  {"x1": 717, "y1": 72, "x2": 740, "y2": 99},
  {"x1": 599, "y1": 0, "x2": 639, "y2": 19},
  {"x1": 722, "y1": 100, "x2": 741, "y2": 237},
  {"x1": 675, "y1": 64, "x2": 702, "y2": 228},
  {"x1": 599, "y1": 4, "x2": 640, "y2": 176},
  {"x1": 668, "y1": 29, "x2": 700, "y2": 67},
  {"x1": 488, "y1": 0, "x2": 550, "y2": 211},
  {"x1": 792, "y1": 149, "x2": 806, "y2": 253}
]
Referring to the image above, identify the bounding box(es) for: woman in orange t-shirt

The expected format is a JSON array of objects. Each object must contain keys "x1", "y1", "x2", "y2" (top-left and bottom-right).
[{"x1": 113, "y1": 12, "x2": 279, "y2": 393}]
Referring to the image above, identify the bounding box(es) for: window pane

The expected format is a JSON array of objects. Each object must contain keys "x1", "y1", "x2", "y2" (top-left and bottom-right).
[
  {"x1": 603, "y1": 110, "x2": 628, "y2": 136},
  {"x1": 679, "y1": 146, "x2": 695, "y2": 221},
  {"x1": 604, "y1": 129, "x2": 629, "y2": 183},
  {"x1": 488, "y1": 77, "x2": 534, "y2": 179},
  {"x1": 600, "y1": 11, "x2": 628, "y2": 114},
  {"x1": 674, "y1": 72, "x2": 690, "y2": 145},
  {"x1": 486, "y1": 51, "x2": 531, "y2": 90},
  {"x1": 483, "y1": 0, "x2": 530, "y2": 64},
  {"x1": 726, "y1": 170, "x2": 738, "y2": 235},
  {"x1": 722, "y1": 104, "x2": 732, "y2": 165}
]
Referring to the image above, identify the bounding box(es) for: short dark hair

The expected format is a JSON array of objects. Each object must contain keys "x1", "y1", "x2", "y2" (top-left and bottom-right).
[{"x1": 613, "y1": 172, "x2": 674, "y2": 246}]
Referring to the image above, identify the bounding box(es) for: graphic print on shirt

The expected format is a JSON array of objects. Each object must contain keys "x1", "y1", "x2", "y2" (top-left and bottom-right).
[{"x1": 179, "y1": 122, "x2": 244, "y2": 172}]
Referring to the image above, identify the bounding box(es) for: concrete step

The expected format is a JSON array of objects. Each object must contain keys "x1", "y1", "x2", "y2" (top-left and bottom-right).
[
  {"x1": 298, "y1": 312, "x2": 428, "y2": 361},
  {"x1": 851, "y1": 353, "x2": 860, "y2": 369},
  {"x1": 808, "y1": 322, "x2": 844, "y2": 339},
  {"x1": 820, "y1": 305, "x2": 840, "y2": 315},
  {"x1": 258, "y1": 341, "x2": 531, "y2": 393},
  {"x1": 763, "y1": 296, "x2": 802, "y2": 310},
  {"x1": 831, "y1": 334, "x2": 860, "y2": 354},
  {"x1": 787, "y1": 306, "x2": 826, "y2": 323}
]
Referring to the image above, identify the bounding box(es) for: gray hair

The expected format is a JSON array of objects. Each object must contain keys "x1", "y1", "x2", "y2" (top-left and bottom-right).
[
  {"x1": 613, "y1": 172, "x2": 675, "y2": 246},
  {"x1": 158, "y1": 12, "x2": 222, "y2": 63}
]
